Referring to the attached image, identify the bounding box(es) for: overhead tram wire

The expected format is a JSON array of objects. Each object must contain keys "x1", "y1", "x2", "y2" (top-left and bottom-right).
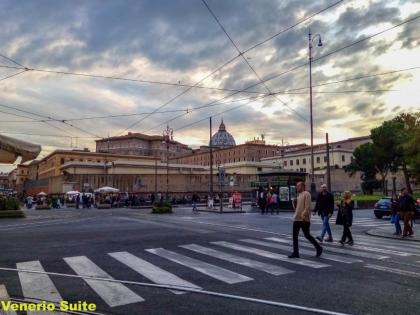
[
  {"x1": 0, "y1": 103, "x2": 101, "y2": 139},
  {"x1": 116, "y1": 0, "x2": 345, "y2": 135},
  {"x1": 151, "y1": 13, "x2": 420, "y2": 131},
  {"x1": 0, "y1": 1, "x2": 345, "y2": 135},
  {"x1": 202, "y1": 0, "x2": 310, "y2": 124}
]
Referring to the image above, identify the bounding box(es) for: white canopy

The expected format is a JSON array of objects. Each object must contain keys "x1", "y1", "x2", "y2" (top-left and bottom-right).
[
  {"x1": 94, "y1": 186, "x2": 119, "y2": 193},
  {"x1": 37, "y1": 192, "x2": 47, "y2": 196},
  {"x1": 0, "y1": 134, "x2": 41, "y2": 163},
  {"x1": 66, "y1": 191, "x2": 80, "y2": 195}
]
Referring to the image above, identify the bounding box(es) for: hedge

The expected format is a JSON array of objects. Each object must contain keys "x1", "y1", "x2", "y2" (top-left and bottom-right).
[
  {"x1": 0, "y1": 210, "x2": 25, "y2": 218},
  {"x1": 152, "y1": 202, "x2": 173, "y2": 214},
  {"x1": 0, "y1": 198, "x2": 21, "y2": 211}
]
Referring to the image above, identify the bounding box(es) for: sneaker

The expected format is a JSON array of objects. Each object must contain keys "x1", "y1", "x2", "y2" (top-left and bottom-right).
[
  {"x1": 338, "y1": 240, "x2": 344, "y2": 245},
  {"x1": 316, "y1": 247, "x2": 323, "y2": 257},
  {"x1": 288, "y1": 253, "x2": 300, "y2": 258},
  {"x1": 324, "y1": 238, "x2": 333, "y2": 242},
  {"x1": 346, "y1": 240, "x2": 354, "y2": 246},
  {"x1": 316, "y1": 236, "x2": 323, "y2": 243}
]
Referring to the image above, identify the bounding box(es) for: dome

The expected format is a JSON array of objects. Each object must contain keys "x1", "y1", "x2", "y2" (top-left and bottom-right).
[{"x1": 211, "y1": 120, "x2": 236, "y2": 148}]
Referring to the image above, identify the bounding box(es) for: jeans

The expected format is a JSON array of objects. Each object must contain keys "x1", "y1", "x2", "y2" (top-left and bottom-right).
[
  {"x1": 403, "y1": 212, "x2": 414, "y2": 236},
  {"x1": 394, "y1": 214, "x2": 402, "y2": 235},
  {"x1": 341, "y1": 224, "x2": 353, "y2": 242},
  {"x1": 292, "y1": 221, "x2": 321, "y2": 254},
  {"x1": 320, "y1": 215, "x2": 332, "y2": 239}
]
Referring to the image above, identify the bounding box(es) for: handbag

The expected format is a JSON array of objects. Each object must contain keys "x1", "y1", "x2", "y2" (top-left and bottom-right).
[
  {"x1": 335, "y1": 204, "x2": 345, "y2": 225},
  {"x1": 390, "y1": 214, "x2": 396, "y2": 224}
]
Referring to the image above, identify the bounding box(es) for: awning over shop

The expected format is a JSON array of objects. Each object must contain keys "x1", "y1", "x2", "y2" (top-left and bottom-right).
[{"x1": 0, "y1": 134, "x2": 41, "y2": 163}]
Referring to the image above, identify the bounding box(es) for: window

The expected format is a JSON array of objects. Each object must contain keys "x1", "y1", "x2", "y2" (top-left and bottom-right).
[
  {"x1": 324, "y1": 156, "x2": 327, "y2": 162},
  {"x1": 316, "y1": 157, "x2": 320, "y2": 164},
  {"x1": 290, "y1": 160, "x2": 293, "y2": 166},
  {"x1": 284, "y1": 161, "x2": 287, "y2": 166},
  {"x1": 302, "y1": 158, "x2": 306, "y2": 165},
  {"x1": 342, "y1": 155, "x2": 345, "y2": 162},
  {"x1": 296, "y1": 159, "x2": 300, "y2": 165}
]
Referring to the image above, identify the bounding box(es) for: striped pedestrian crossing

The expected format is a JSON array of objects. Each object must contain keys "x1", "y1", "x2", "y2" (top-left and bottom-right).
[
  {"x1": 145, "y1": 248, "x2": 253, "y2": 284},
  {"x1": 109, "y1": 251, "x2": 201, "y2": 294},
  {"x1": 64, "y1": 256, "x2": 144, "y2": 307},
  {"x1": 180, "y1": 244, "x2": 294, "y2": 276},
  {"x1": 212, "y1": 241, "x2": 330, "y2": 268},
  {"x1": 16, "y1": 260, "x2": 63, "y2": 315},
  {"x1": 0, "y1": 284, "x2": 18, "y2": 315},
  {"x1": 4, "y1": 233, "x2": 420, "y2": 311}
]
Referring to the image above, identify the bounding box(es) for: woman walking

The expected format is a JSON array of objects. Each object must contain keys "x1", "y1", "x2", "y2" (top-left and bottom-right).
[
  {"x1": 391, "y1": 193, "x2": 401, "y2": 235},
  {"x1": 336, "y1": 191, "x2": 354, "y2": 245}
]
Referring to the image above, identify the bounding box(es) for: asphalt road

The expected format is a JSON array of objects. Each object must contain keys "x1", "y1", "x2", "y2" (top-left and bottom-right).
[{"x1": 0, "y1": 207, "x2": 419, "y2": 315}]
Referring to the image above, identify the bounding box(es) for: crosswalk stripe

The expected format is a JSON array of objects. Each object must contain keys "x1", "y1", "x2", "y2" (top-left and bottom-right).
[
  {"x1": 337, "y1": 240, "x2": 420, "y2": 255},
  {"x1": 352, "y1": 236, "x2": 420, "y2": 250},
  {"x1": 145, "y1": 248, "x2": 252, "y2": 284},
  {"x1": 365, "y1": 264, "x2": 420, "y2": 278},
  {"x1": 16, "y1": 261, "x2": 63, "y2": 315},
  {"x1": 180, "y1": 244, "x2": 294, "y2": 276},
  {"x1": 242, "y1": 239, "x2": 363, "y2": 264},
  {"x1": 64, "y1": 256, "x2": 144, "y2": 307},
  {"x1": 212, "y1": 241, "x2": 330, "y2": 268},
  {"x1": 266, "y1": 237, "x2": 390, "y2": 260},
  {"x1": 320, "y1": 241, "x2": 412, "y2": 257},
  {"x1": 0, "y1": 284, "x2": 18, "y2": 315},
  {"x1": 108, "y1": 251, "x2": 201, "y2": 295}
]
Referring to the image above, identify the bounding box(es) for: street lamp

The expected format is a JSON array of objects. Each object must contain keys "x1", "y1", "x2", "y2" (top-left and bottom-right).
[
  {"x1": 162, "y1": 125, "x2": 173, "y2": 201},
  {"x1": 308, "y1": 28, "x2": 323, "y2": 192}
]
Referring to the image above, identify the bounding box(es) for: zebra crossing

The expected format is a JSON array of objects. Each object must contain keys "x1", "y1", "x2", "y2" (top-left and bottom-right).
[
  {"x1": 311, "y1": 215, "x2": 392, "y2": 227},
  {"x1": 1, "y1": 234, "x2": 420, "y2": 310}
]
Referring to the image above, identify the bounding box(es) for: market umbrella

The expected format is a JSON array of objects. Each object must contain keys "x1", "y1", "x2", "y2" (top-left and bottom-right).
[
  {"x1": 0, "y1": 134, "x2": 41, "y2": 163},
  {"x1": 37, "y1": 192, "x2": 47, "y2": 196},
  {"x1": 66, "y1": 191, "x2": 80, "y2": 195},
  {"x1": 94, "y1": 186, "x2": 119, "y2": 193}
]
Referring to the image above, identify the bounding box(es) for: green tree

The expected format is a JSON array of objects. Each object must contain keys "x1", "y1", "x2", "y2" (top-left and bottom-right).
[{"x1": 344, "y1": 143, "x2": 380, "y2": 194}]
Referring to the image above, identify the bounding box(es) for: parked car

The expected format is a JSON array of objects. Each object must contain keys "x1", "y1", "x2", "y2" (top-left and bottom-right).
[{"x1": 374, "y1": 196, "x2": 420, "y2": 219}]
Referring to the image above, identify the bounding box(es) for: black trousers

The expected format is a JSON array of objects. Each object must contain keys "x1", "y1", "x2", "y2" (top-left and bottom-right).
[
  {"x1": 341, "y1": 224, "x2": 353, "y2": 242},
  {"x1": 292, "y1": 221, "x2": 321, "y2": 254}
]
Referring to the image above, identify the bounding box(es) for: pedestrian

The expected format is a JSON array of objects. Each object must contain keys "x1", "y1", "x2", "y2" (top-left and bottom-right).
[
  {"x1": 266, "y1": 191, "x2": 274, "y2": 214},
  {"x1": 314, "y1": 184, "x2": 335, "y2": 242},
  {"x1": 288, "y1": 182, "x2": 323, "y2": 258},
  {"x1": 399, "y1": 188, "x2": 415, "y2": 237},
  {"x1": 336, "y1": 191, "x2": 354, "y2": 245},
  {"x1": 390, "y1": 193, "x2": 401, "y2": 235},
  {"x1": 192, "y1": 192, "x2": 199, "y2": 213},
  {"x1": 258, "y1": 187, "x2": 267, "y2": 214},
  {"x1": 76, "y1": 194, "x2": 80, "y2": 209},
  {"x1": 151, "y1": 193, "x2": 155, "y2": 205},
  {"x1": 272, "y1": 190, "x2": 279, "y2": 214}
]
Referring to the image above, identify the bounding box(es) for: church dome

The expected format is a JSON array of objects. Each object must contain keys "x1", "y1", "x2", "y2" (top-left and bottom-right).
[{"x1": 211, "y1": 120, "x2": 236, "y2": 148}]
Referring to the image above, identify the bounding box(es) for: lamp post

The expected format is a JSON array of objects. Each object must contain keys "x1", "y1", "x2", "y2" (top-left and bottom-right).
[
  {"x1": 308, "y1": 28, "x2": 323, "y2": 192},
  {"x1": 162, "y1": 125, "x2": 173, "y2": 201}
]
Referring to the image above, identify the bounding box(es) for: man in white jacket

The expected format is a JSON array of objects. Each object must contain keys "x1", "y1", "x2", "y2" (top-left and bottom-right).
[{"x1": 288, "y1": 182, "x2": 323, "y2": 258}]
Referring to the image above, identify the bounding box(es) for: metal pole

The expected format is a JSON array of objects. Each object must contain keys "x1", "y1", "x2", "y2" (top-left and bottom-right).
[
  {"x1": 154, "y1": 158, "x2": 157, "y2": 195},
  {"x1": 326, "y1": 133, "x2": 331, "y2": 192},
  {"x1": 166, "y1": 142, "x2": 169, "y2": 201},
  {"x1": 309, "y1": 28, "x2": 314, "y2": 186},
  {"x1": 209, "y1": 117, "x2": 213, "y2": 199}
]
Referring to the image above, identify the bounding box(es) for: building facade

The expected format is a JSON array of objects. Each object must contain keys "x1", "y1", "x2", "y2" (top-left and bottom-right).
[{"x1": 95, "y1": 132, "x2": 192, "y2": 160}]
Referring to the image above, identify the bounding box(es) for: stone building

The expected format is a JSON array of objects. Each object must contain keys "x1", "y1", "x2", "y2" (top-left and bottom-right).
[{"x1": 95, "y1": 132, "x2": 192, "y2": 160}]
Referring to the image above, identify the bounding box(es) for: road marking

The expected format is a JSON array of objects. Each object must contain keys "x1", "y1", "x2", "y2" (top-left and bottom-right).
[
  {"x1": 352, "y1": 236, "x2": 420, "y2": 250},
  {"x1": 336, "y1": 240, "x2": 420, "y2": 255},
  {"x1": 16, "y1": 261, "x2": 63, "y2": 315},
  {"x1": 212, "y1": 241, "x2": 330, "y2": 268},
  {"x1": 180, "y1": 244, "x2": 294, "y2": 276},
  {"x1": 64, "y1": 256, "x2": 144, "y2": 307},
  {"x1": 243, "y1": 239, "x2": 363, "y2": 264},
  {"x1": 320, "y1": 241, "x2": 412, "y2": 257},
  {"x1": 108, "y1": 251, "x2": 201, "y2": 294},
  {"x1": 365, "y1": 264, "x2": 420, "y2": 278},
  {"x1": 146, "y1": 248, "x2": 252, "y2": 284},
  {"x1": 266, "y1": 237, "x2": 390, "y2": 260},
  {"x1": 0, "y1": 284, "x2": 17, "y2": 315}
]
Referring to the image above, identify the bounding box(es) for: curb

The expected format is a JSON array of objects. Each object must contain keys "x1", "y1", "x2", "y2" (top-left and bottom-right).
[{"x1": 365, "y1": 229, "x2": 420, "y2": 242}]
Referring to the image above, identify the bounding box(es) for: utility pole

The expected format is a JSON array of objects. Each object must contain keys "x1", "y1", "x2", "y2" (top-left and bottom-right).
[
  {"x1": 163, "y1": 125, "x2": 173, "y2": 201},
  {"x1": 326, "y1": 133, "x2": 331, "y2": 192},
  {"x1": 209, "y1": 117, "x2": 214, "y2": 207},
  {"x1": 218, "y1": 165, "x2": 225, "y2": 213},
  {"x1": 154, "y1": 158, "x2": 158, "y2": 195}
]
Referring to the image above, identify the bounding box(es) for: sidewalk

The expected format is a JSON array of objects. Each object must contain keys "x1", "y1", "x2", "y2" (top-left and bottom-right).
[{"x1": 366, "y1": 225, "x2": 420, "y2": 242}]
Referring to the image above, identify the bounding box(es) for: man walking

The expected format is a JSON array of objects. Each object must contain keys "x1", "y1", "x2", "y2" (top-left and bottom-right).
[
  {"x1": 314, "y1": 184, "x2": 335, "y2": 242},
  {"x1": 289, "y1": 182, "x2": 323, "y2": 258},
  {"x1": 399, "y1": 188, "x2": 415, "y2": 237}
]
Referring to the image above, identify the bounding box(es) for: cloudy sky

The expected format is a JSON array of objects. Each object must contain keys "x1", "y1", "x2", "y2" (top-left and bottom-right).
[{"x1": 0, "y1": 0, "x2": 419, "y2": 171}]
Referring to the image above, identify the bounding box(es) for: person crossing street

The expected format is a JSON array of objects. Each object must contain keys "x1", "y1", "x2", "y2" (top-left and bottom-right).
[
  {"x1": 288, "y1": 182, "x2": 323, "y2": 258},
  {"x1": 314, "y1": 184, "x2": 335, "y2": 242}
]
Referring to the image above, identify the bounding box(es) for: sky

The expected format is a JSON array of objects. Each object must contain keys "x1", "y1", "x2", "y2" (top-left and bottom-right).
[{"x1": 0, "y1": 0, "x2": 419, "y2": 172}]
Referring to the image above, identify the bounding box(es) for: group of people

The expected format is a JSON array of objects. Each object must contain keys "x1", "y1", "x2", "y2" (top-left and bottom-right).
[
  {"x1": 390, "y1": 188, "x2": 416, "y2": 237},
  {"x1": 288, "y1": 182, "x2": 356, "y2": 259},
  {"x1": 257, "y1": 187, "x2": 280, "y2": 214}
]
